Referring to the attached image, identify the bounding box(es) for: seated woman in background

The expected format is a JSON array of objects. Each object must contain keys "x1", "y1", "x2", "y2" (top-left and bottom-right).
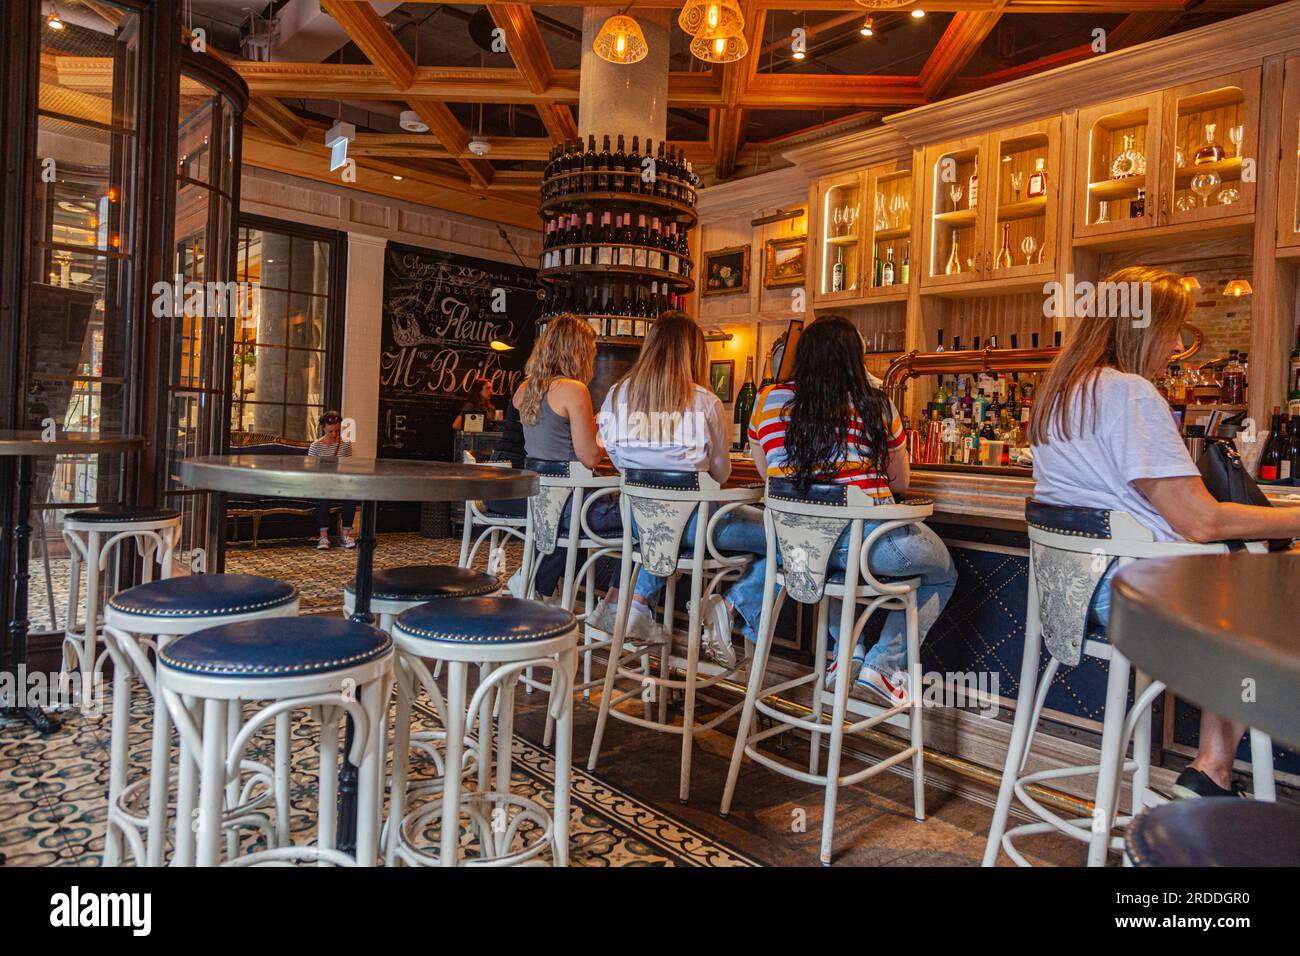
[
  {"x1": 512, "y1": 315, "x2": 641, "y2": 632},
  {"x1": 1030, "y1": 265, "x2": 1300, "y2": 798},
  {"x1": 453, "y1": 376, "x2": 498, "y2": 431},
  {"x1": 747, "y1": 315, "x2": 957, "y2": 704},
  {"x1": 598, "y1": 310, "x2": 766, "y2": 665},
  {"x1": 309, "y1": 410, "x2": 355, "y2": 550}
]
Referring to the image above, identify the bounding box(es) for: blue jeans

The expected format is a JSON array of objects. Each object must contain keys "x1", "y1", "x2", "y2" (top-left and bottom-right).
[
  {"x1": 631, "y1": 505, "x2": 769, "y2": 642},
  {"x1": 1089, "y1": 564, "x2": 1117, "y2": 629},
  {"x1": 534, "y1": 494, "x2": 622, "y2": 597}
]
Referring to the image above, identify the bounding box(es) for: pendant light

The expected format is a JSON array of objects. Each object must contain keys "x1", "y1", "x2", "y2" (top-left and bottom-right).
[
  {"x1": 1222, "y1": 279, "x2": 1253, "y2": 297},
  {"x1": 690, "y1": 31, "x2": 749, "y2": 64},
  {"x1": 679, "y1": 1, "x2": 745, "y2": 40},
  {"x1": 594, "y1": 13, "x2": 648, "y2": 65}
]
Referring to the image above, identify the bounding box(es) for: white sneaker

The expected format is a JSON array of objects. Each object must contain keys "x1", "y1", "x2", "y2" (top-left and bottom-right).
[
  {"x1": 852, "y1": 665, "x2": 909, "y2": 706},
  {"x1": 341, "y1": 533, "x2": 356, "y2": 549},
  {"x1": 506, "y1": 568, "x2": 525, "y2": 598},
  {"x1": 625, "y1": 604, "x2": 670, "y2": 646},
  {"x1": 586, "y1": 598, "x2": 617, "y2": 633},
  {"x1": 698, "y1": 594, "x2": 738, "y2": 669},
  {"x1": 316, "y1": 536, "x2": 330, "y2": 550},
  {"x1": 824, "y1": 653, "x2": 863, "y2": 692}
]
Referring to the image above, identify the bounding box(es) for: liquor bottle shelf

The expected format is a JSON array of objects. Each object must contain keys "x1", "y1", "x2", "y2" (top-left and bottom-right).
[
  {"x1": 542, "y1": 168, "x2": 697, "y2": 207},
  {"x1": 538, "y1": 262, "x2": 695, "y2": 293},
  {"x1": 1087, "y1": 174, "x2": 1147, "y2": 202},
  {"x1": 994, "y1": 196, "x2": 1049, "y2": 221},
  {"x1": 824, "y1": 233, "x2": 861, "y2": 246},
  {"x1": 540, "y1": 242, "x2": 693, "y2": 272},
  {"x1": 874, "y1": 225, "x2": 912, "y2": 241},
  {"x1": 540, "y1": 190, "x2": 699, "y2": 226},
  {"x1": 1173, "y1": 155, "x2": 1243, "y2": 187},
  {"x1": 933, "y1": 207, "x2": 978, "y2": 227}
]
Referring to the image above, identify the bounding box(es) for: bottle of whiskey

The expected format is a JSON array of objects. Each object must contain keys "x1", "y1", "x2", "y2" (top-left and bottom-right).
[
  {"x1": 968, "y1": 165, "x2": 979, "y2": 209},
  {"x1": 882, "y1": 247, "x2": 895, "y2": 286},
  {"x1": 1027, "y1": 157, "x2": 1048, "y2": 199}
]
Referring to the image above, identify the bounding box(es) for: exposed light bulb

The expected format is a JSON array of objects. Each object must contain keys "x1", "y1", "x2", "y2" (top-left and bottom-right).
[
  {"x1": 706, "y1": 4, "x2": 720, "y2": 30},
  {"x1": 392, "y1": 175, "x2": 403, "y2": 181},
  {"x1": 792, "y1": 48, "x2": 805, "y2": 60},
  {"x1": 713, "y1": 36, "x2": 726, "y2": 55},
  {"x1": 616, "y1": 33, "x2": 627, "y2": 55},
  {"x1": 860, "y1": 18, "x2": 873, "y2": 37},
  {"x1": 47, "y1": 11, "x2": 65, "y2": 30}
]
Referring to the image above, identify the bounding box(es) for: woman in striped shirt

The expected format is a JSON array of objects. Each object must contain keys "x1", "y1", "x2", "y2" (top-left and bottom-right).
[{"x1": 744, "y1": 316, "x2": 956, "y2": 704}]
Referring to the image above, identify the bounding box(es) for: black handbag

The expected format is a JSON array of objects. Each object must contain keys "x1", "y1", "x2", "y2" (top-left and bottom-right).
[{"x1": 1197, "y1": 416, "x2": 1291, "y2": 551}]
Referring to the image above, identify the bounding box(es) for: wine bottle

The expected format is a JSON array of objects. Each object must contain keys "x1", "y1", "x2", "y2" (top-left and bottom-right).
[
  {"x1": 562, "y1": 214, "x2": 577, "y2": 267},
  {"x1": 614, "y1": 135, "x2": 627, "y2": 193},
  {"x1": 583, "y1": 134, "x2": 597, "y2": 192},
  {"x1": 597, "y1": 212, "x2": 613, "y2": 265},
  {"x1": 900, "y1": 240, "x2": 910, "y2": 285},
  {"x1": 935, "y1": 328, "x2": 945, "y2": 352},
  {"x1": 832, "y1": 247, "x2": 846, "y2": 292},
  {"x1": 626, "y1": 136, "x2": 641, "y2": 195},
  {"x1": 1260, "y1": 408, "x2": 1286, "y2": 481},
  {"x1": 733, "y1": 356, "x2": 757, "y2": 450},
  {"x1": 618, "y1": 213, "x2": 634, "y2": 266},
  {"x1": 597, "y1": 134, "x2": 612, "y2": 192},
  {"x1": 655, "y1": 140, "x2": 667, "y2": 197},
  {"x1": 633, "y1": 215, "x2": 649, "y2": 267},
  {"x1": 580, "y1": 212, "x2": 595, "y2": 265},
  {"x1": 872, "y1": 242, "x2": 882, "y2": 287},
  {"x1": 882, "y1": 247, "x2": 895, "y2": 286}
]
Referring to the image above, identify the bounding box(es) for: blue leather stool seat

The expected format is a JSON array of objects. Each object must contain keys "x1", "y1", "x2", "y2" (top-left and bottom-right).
[
  {"x1": 344, "y1": 565, "x2": 498, "y2": 602},
  {"x1": 160, "y1": 617, "x2": 391, "y2": 678},
  {"x1": 1126, "y1": 798, "x2": 1300, "y2": 866},
  {"x1": 67, "y1": 504, "x2": 181, "y2": 524},
  {"x1": 108, "y1": 574, "x2": 297, "y2": 619},
  {"x1": 394, "y1": 596, "x2": 574, "y2": 645}
]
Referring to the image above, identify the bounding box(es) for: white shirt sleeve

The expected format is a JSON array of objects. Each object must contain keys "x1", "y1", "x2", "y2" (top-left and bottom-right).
[
  {"x1": 704, "y1": 392, "x2": 732, "y2": 485},
  {"x1": 1113, "y1": 379, "x2": 1200, "y2": 486},
  {"x1": 598, "y1": 388, "x2": 625, "y2": 472}
]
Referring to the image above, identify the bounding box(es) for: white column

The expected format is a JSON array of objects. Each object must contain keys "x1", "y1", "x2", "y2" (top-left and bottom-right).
[{"x1": 341, "y1": 233, "x2": 388, "y2": 459}]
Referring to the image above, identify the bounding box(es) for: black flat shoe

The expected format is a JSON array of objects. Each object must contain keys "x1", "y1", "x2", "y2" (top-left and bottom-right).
[{"x1": 1170, "y1": 767, "x2": 1244, "y2": 800}]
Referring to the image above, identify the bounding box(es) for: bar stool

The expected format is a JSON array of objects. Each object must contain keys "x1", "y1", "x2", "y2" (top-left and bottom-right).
[
  {"x1": 343, "y1": 565, "x2": 500, "y2": 633},
  {"x1": 519, "y1": 458, "x2": 625, "y2": 744},
  {"x1": 62, "y1": 505, "x2": 181, "y2": 700},
  {"x1": 458, "y1": 459, "x2": 529, "y2": 588},
  {"x1": 719, "y1": 480, "x2": 934, "y2": 865},
  {"x1": 1125, "y1": 799, "x2": 1300, "y2": 866},
  {"x1": 983, "y1": 500, "x2": 1276, "y2": 867},
  {"x1": 388, "y1": 597, "x2": 578, "y2": 867},
  {"x1": 157, "y1": 617, "x2": 394, "y2": 866},
  {"x1": 587, "y1": 469, "x2": 761, "y2": 803},
  {"x1": 101, "y1": 573, "x2": 299, "y2": 867}
]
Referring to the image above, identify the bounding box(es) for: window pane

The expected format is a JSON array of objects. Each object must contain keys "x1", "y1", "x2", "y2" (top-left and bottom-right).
[
  {"x1": 284, "y1": 348, "x2": 324, "y2": 406},
  {"x1": 253, "y1": 288, "x2": 288, "y2": 346},
  {"x1": 288, "y1": 293, "x2": 327, "y2": 350},
  {"x1": 290, "y1": 235, "x2": 330, "y2": 294}
]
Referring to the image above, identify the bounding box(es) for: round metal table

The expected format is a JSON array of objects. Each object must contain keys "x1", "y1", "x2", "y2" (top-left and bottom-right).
[
  {"x1": 0, "y1": 431, "x2": 144, "y2": 736},
  {"x1": 1110, "y1": 552, "x2": 1300, "y2": 750},
  {"x1": 180, "y1": 454, "x2": 538, "y2": 855}
]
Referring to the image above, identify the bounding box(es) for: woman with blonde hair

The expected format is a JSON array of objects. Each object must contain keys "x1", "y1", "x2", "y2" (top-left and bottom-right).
[
  {"x1": 509, "y1": 315, "x2": 644, "y2": 633},
  {"x1": 598, "y1": 311, "x2": 766, "y2": 665},
  {"x1": 1030, "y1": 265, "x2": 1300, "y2": 798}
]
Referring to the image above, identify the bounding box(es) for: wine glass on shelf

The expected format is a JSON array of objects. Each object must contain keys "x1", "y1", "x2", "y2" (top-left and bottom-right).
[
  {"x1": 1190, "y1": 171, "x2": 1221, "y2": 208},
  {"x1": 833, "y1": 206, "x2": 844, "y2": 236},
  {"x1": 1020, "y1": 236, "x2": 1037, "y2": 266},
  {"x1": 1010, "y1": 170, "x2": 1024, "y2": 202},
  {"x1": 890, "y1": 193, "x2": 906, "y2": 229},
  {"x1": 874, "y1": 192, "x2": 887, "y2": 231},
  {"x1": 846, "y1": 203, "x2": 859, "y2": 235},
  {"x1": 949, "y1": 183, "x2": 963, "y2": 212},
  {"x1": 1228, "y1": 125, "x2": 1244, "y2": 159},
  {"x1": 1095, "y1": 200, "x2": 1110, "y2": 224}
]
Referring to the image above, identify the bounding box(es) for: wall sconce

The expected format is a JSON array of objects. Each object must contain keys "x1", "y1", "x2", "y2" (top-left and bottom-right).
[
  {"x1": 1222, "y1": 279, "x2": 1253, "y2": 297},
  {"x1": 1180, "y1": 275, "x2": 1201, "y2": 292}
]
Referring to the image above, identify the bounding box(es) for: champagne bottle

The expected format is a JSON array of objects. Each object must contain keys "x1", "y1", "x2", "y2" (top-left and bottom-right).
[
  {"x1": 945, "y1": 231, "x2": 962, "y2": 275},
  {"x1": 733, "y1": 356, "x2": 757, "y2": 450},
  {"x1": 996, "y1": 222, "x2": 1012, "y2": 269}
]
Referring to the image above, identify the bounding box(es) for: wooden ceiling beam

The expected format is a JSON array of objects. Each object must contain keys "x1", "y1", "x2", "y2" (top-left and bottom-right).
[
  {"x1": 713, "y1": 3, "x2": 764, "y2": 180},
  {"x1": 317, "y1": 0, "x2": 415, "y2": 90},
  {"x1": 392, "y1": 0, "x2": 1226, "y2": 10},
  {"x1": 352, "y1": 133, "x2": 553, "y2": 161},
  {"x1": 244, "y1": 96, "x2": 308, "y2": 145},
  {"x1": 487, "y1": 4, "x2": 554, "y2": 95},
  {"x1": 742, "y1": 74, "x2": 926, "y2": 109},
  {"x1": 319, "y1": 0, "x2": 494, "y2": 187},
  {"x1": 918, "y1": 9, "x2": 1004, "y2": 100},
  {"x1": 536, "y1": 103, "x2": 580, "y2": 145}
]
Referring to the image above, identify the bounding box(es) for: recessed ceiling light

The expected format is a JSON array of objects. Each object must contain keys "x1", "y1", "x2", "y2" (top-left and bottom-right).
[
  {"x1": 792, "y1": 49, "x2": 805, "y2": 60},
  {"x1": 392, "y1": 175, "x2": 403, "y2": 181},
  {"x1": 911, "y1": 8, "x2": 926, "y2": 18}
]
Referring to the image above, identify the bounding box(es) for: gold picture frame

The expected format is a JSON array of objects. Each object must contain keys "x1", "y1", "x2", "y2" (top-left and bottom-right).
[
  {"x1": 764, "y1": 235, "x2": 807, "y2": 289},
  {"x1": 701, "y1": 244, "x2": 750, "y2": 297}
]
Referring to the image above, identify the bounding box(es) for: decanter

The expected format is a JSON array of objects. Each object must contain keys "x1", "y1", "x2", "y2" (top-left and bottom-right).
[
  {"x1": 1193, "y1": 123, "x2": 1225, "y2": 165},
  {"x1": 1110, "y1": 134, "x2": 1146, "y2": 179},
  {"x1": 996, "y1": 222, "x2": 1013, "y2": 269},
  {"x1": 945, "y1": 231, "x2": 962, "y2": 276}
]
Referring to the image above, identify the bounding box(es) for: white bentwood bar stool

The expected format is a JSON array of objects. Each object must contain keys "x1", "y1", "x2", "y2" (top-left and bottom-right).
[
  {"x1": 458, "y1": 457, "x2": 529, "y2": 586},
  {"x1": 387, "y1": 597, "x2": 579, "y2": 867},
  {"x1": 101, "y1": 573, "x2": 299, "y2": 867},
  {"x1": 983, "y1": 499, "x2": 1276, "y2": 868},
  {"x1": 587, "y1": 468, "x2": 761, "y2": 803},
  {"x1": 158, "y1": 617, "x2": 394, "y2": 867},
  {"x1": 518, "y1": 458, "x2": 626, "y2": 745},
  {"x1": 720, "y1": 479, "x2": 934, "y2": 866},
  {"x1": 62, "y1": 505, "x2": 181, "y2": 701}
]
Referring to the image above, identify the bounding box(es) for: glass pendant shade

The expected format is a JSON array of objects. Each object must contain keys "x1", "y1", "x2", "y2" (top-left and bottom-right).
[
  {"x1": 690, "y1": 31, "x2": 748, "y2": 64},
  {"x1": 679, "y1": 1, "x2": 745, "y2": 40},
  {"x1": 1222, "y1": 279, "x2": 1253, "y2": 297},
  {"x1": 593, "y1": 15, "x2": 648, "y2": 65}
]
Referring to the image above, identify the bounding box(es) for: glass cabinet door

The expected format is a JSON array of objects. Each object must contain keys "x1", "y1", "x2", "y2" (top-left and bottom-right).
[
  {"x1": 814, "y1": 171, "x2": 866, "y2": 303},
  {"x1": 1163, "y1": 69, "x2": 1259, "y2": 227},
  {"x1": 1278, "y1": 57, "x2": 1300, "y2": 250},
  {"x1": 865, "y1": 165, "x2": 913, "y2": 297},
  {"x1": 1074, "y1": 93, "x2": 1162, "y2": 239},
  {"x1": 987, "y1": 118, "x2": 1060, "y2": 280},
  {"x1": 923, "y1": 136, "x2": 984, "y2": 288}
]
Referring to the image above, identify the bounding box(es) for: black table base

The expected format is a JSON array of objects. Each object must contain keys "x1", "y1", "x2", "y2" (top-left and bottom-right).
[
  {"x1": 336, "y1": 498, "x2": 378, "y2": 857},
  {"x1": 2, "y1": 455, "x2": 60, "y2": 735}
]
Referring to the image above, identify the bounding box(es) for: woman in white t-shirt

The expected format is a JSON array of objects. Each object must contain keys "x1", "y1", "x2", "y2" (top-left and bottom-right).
[
  {"x1": 598, "y1": 311, "x2": 764, "y2": 667},
  {"x1": 1030, "y1": 266, "x2": 1300, "y2": 798}
]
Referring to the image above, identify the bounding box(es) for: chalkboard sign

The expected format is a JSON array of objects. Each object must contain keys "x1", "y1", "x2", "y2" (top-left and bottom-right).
[{"x1": 377, "y1": 241, "x2": 539, "y2": 461}]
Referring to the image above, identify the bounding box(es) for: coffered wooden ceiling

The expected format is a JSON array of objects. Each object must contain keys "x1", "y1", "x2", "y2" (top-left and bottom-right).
[{"x1": 54, "y1": 0, "x2": 1282, "y2": 228}]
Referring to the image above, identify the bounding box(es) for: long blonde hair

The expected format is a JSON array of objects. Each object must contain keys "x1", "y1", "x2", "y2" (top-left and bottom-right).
[
  {"x1": 517, "y1": 314, "x2": 596, "y2": 425},
  {"x1": 613, "y1": 310, "x2": 709, "y2": 418},
  {"x1": 1028, "y1": 266, "x2": 1191, "y2": 445}
]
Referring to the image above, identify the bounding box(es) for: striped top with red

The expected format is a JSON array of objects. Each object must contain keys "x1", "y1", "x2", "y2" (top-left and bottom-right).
[{"x1": 746, "y1": 383, "x2": 906, "y2": 502}]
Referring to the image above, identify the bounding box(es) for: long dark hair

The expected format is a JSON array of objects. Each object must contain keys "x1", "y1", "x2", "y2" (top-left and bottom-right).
[{"x1": 783, "y1": 315, "x2": 892, "y2": 491}]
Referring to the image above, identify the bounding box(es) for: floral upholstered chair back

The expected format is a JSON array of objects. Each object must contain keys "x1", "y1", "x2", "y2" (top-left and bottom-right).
[
  {"x1": 620, "y1": 470, "x2": 717, "y2": 576},
  {"x1": 524, "y1": 458, "x2": 582, "y2": 558}
]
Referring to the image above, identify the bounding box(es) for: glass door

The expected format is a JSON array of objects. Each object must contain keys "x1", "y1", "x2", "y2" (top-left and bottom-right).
[
  {"x1": 813, "y1": 171, "x2": 866, "y2": 304},
  {"x1": 1074, "y1": 93, "x2": 1162, "y2": 240},
  {"x1": 161, "y1": 55, "x2": 244, "y2": 569},
  {"x1": 865, "y1": 164, "x2": 913, "y2": 299},
  {"x1": 1163, "y1": 69, "x2": 1259, "y2": 228}
]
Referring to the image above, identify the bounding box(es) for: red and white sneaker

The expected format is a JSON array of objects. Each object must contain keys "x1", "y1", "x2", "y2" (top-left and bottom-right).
[{"x1": 852, "y1": 665, "x2": 909, "y2": 706}]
